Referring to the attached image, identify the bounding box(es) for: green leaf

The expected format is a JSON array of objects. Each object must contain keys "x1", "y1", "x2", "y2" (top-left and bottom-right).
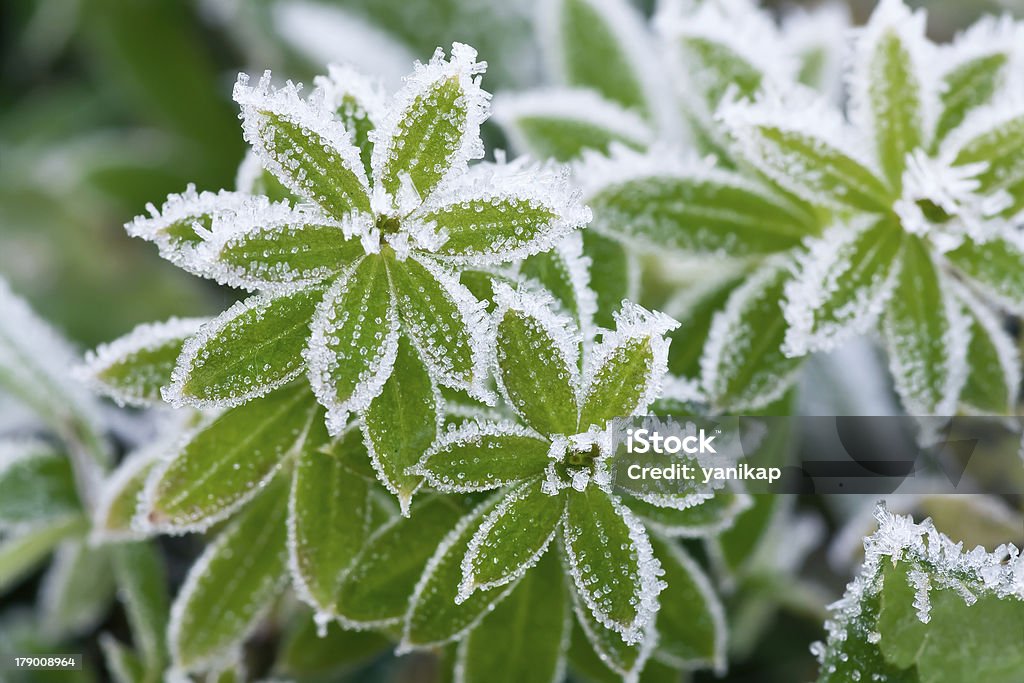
[
  {"x1": 166, "y1": 286, "x2": 321, "y2": 408},
  {"x1": 700, "y1": 261, "x2": 802, "y2": 412},
  {"x1": 460, "y1": 479, "x2": 564, "y2": 595},
  {"x1": 307, "y1": 255, "x2": 398, "y2": 435},
  {"x1": 376, "y1": 44, "x2": 486, "y2": 199},
  {"x1": 951, "y1": 111, "x2": 1024, "y2": 218},
  {"x1": 289, "y1": 414, "x2": 375, "y2": 616},
  {"x1": 362, "y1": 334, "x2": 439, "y2": 513},
  {"x1": 569, "y1": 587, "x2": 654, "y2": 682},
  {"x1": 93, "y1": 449, "x2": 161, "y2": 541},
  {"x1": 932, "y1": 52, "x2": 1007, "y2": 150},
  {"x1": 169, "y1": 475, "x2": 290, "y2": 672},
  {"x1": 585, "y1": 167, "x2": 812, "y2": 257},
  {"x1": 235, "y1": 76, "x2": 371, "y2": 219},
  {"x1": 209, "y1": 220, "x2": 363, "y2": 292},
  {"x1": 495, "y1": 300, "x2": 579, "y2": 436},
  {"x1": 562, "y1": 488, "x2": 660, "y2": 643},
  {"x1": 317, "y1": 66, "x2": 382, "y2": 178},
  {"x1": 80, "y1": 317, "x2": 205, "y2": 407},
  {"x1": 111, "y1": 542, "x2": 169, "y2": 679},
  {"x1": 520, "y1": 233, "x2": 592, "y2": 328},
  {"x1": 549, "y1": 0, "x2": 651, "y2": 118},
  {"x1": 495, "y1": 91, "x2": 650, "y2": 162},
  {"x1": 0, "y1": 441, "x2": 79, "y2": 529},
  {"x1": 648, "y1": 537, "x2": 725, "y2": 671},
  {"x1": 456, "y1": 551, "x2": 569, "y2": 683},
  {"x1": 882, "y1": 236, "x2": 968, "y2": 415},
  {"x1": 0, "y1": 515, "x2": 86, "y2": 595},
  {"x1": 582, "y1": 231, "x2": 635, "y2": 329},
  {"x1": 725, "y1": 121, "x2": 893, "y2": 212},
  {"x1": 402, "y1": 494, "x2": 522, "y2": 650},
  {"x1": 389, "y1": 255, "x2": 483, "y2": 396},
  {"x1": 238, "y1": 151, "x2": 294, "y2": 203},
  {"x1": 100, "y1": 635, "x2": 147, "y2": 683},
  {"x1": 860, "y1": 26, "x2": 923, "y2": 190},
  {"x1": 666, "y1": 275, "x2": 746, "y2": 379},
  {"x1": 336, "y1": 495, "x2": 468, "y2": 628},
  {"x1": 39, "y1": 540, "x2": 115, "y2": 638},
  {"x1": 276, "y1": 611, "x2": 389, "y2": 678},
  {"x1": 627, "y1": 490, "x2": 751, "y2": 538},
  {"x1": 678, "y1": 36, "x2": 764, "y2": 109},
  {"x1": 956, "y1": 290, "x2": 1019, "y2": 415},
  {"x1": 143, "y1": 382, "x2": 317, "y2": 532},
  {"x1": 782, "y1": 217, "x2": 905, "y2": 356},
  {"x1": 416, "y1": 422, "x2": 553, "y2": 492},
  {"x1": 945, "y1": 235, "x2": 1024, "y2": 315}
]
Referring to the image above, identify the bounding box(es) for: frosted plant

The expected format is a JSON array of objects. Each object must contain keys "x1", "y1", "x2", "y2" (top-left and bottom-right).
[
  {"x1": 815, "y1": 504, "x2": 1024, "y2": 682},
  {"x1": 123, "y1": 43, "x2": 588, "y2": 435},
  {"x1": 720, "y1": 0, "x2": 1024, "y2": 416},
  {"x1": 409, "y1": 285, "x2": 728, "y2": 678}
]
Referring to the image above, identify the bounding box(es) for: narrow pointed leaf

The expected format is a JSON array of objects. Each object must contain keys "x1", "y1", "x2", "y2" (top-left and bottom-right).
[
  {"x1": 456, "y1": 551, "x2": 569, "y2": 683},
  {"x1": 416, "y1": 422, "x2": 552, "y2": 493},
  {"x1": 950, "y1": 111, "x2": 1024, "y2": 218},
  {"x1": 289, "y1": 412, "x2": 374, "y2": 616},
  {"x1": 583, "y1": 230, "x2": 636, "y2": 330},
  {"x1": 562, "y1": 489, "x2": 662, "y2": 644},
  {"x1": 166, "y1": 287, "x2": 321, "y2": 408},
  {"x1": 100, "y1": 636, "x2": 147, "y2": 683},
  {"x1": 460, "y1": 479, "x2": 563, "y2": 595},
  {"x1": 666, "y1": 275, "x2": 746, "y2": 379},
  {"x1": 402, "y1": 494, "x2": 521, "y2": 649},
  {"x1": 234, "y1": 73, "x2": 371, "y2": 218},
  {"x1": 495, "y1": 296, "x2": 579, "y2": 436},
  {"x1": 93, "y1": 447, "x2": 162, "y2": 541},
  {"x1": 390, "y1": 256, "x2": 485, "y2": 396},
  {"x1": 569, "y1": 589, "x2": 654, "y2": 682},
  {"x1": 306, "y1": 255, "x2": 399, "y2": 434},
  {"x1": 315, "y1": 64, "x2": 385, "y2": 178},
  {"x1": 142, "y1": 383, "x2": 317, "y2": 532},
  {"x1": 956, "y1": 290, "x2": 1019, "y2": 415},
  {"x1": 520, "y1": 233, "x2": 596, "y2": 332},
  {"x1": 0, "y1": 515, "x2": 86, "y2": 595},
  {"x1": 677, "y1": 35, "x2": 765, "y2": 109},
  {"x1": 882, "y1": 236, "x2": 969, "y2": 416},
  {"x1": 111, "y1": 542, "x2": 169, "y2": 678},
  {"x1": 40, "y1": 541, "x2": 116, "y2": 638},
  {"x1": 701, "y1": 262, "x2": 802, "y2": 412},
  {"x1": 336, "y1": 495, "x2": 468, "y2": 627},
  {"x1": 0, "y1": 441, "x2": 79, "y2": 530},
  {"x1": 374, "y1": 44, "x2": 488, "y2": 199},
  {"x1": 362, "y1": 334, "x2": 439, "y2": 512},
  {"x1": 932, "y1": 53, "x2": 1007, "y2": 149},
  {"x1": 627, "y1": 490, "x2": 751, "y2": 538},
  {"x1": 80, "y1": 317, "x2": 206, "y2": 407},
  {"x1": 782, "y1": 217, "x2": 905, "y2": 356},
  {"x1": 169, "y1": 476, "x2": 290, "y2": 672},
  {"x1": 946, "y1": 235, "x2": 1024, "y2": 315}
]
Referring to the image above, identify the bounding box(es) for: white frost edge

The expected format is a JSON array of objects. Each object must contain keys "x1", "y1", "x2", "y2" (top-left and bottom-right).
[
  {"x1": 89, "y1": 442, "x2": 165, "y2": 544},
  {"x1": 640, "y1": 489, "x2": 753, "y2": 540},
  {"x1": 950, "y1": 280, "x2": 1021, "y2": 416},
  {"x1": 76, "y1": 317, "x2": 208, "y2": 408},
  {"x1": 314, "y1": 63, "x2": 389, "y2": 128}
]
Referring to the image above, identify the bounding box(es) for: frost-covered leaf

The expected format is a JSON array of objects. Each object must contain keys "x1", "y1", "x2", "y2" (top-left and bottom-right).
[
  {"x1": 542, "y1": 0, "x2": 656, "y2": 120},
  {"x1": 649, "y1": 536, "x2": 725, "y2": 671},
  {"x1": 92, "y1": 445, "x2": 162, "y2": 542},
  {"x1": 569, "y1": 586, "x2": 656, "y2": 683},
  {"x1": 581, "y1": 150, "x2": 813, "y2": 257},
  {"x1": 459, "y1": 479, "x2": 563, "y2": 597},
  {"x1": 416, "y1": 159, "x2": 589, "y2": 265},
  {"x1": 234, "y1": 72, "x2": 371, "y2": 219},
  {"x1": 954, "y1": 287, "x2": 1020, "y2": 415},
  {"x1": 520, "y1": 232, "x2": 598, "y2": 335},
  {"x1": 289, "y1": 414, "x2": 374, "y2": 617},
  {"x1": 336, "y1": 495, "x2": 467, "y2": 628},
  {"x1": 882, "y1": 236, "x2": 969, "y2": 415},
  {"x1": 562, "y1": 488, "x2": 663, "y2": 644},
  {"x1": 100, "y1": 635, "x2": 147, "y2": 683},
  {"x1": 850, "y1": 0, "x2": 926, "y2": 190},
  {"x1": 456, "y1": 551, "x2": 569, "y2": 683},
  {"x1": 276, "y1": 610, "x2": 389, "y2": 678},
  {"x1": 236, "y1": 151, "x2": 294, "y2": 203},
  {"x1": 932, "y1": 47, "x2": 1008, "y2": 150},
  {"x1": 111, "y1": 542, "x2": 169, "y2": 678},
  {"x1": 0, "y1": 515, "x2": 85, "y2": 595},
  {"x1": 79, "y1": 317, "x2": 206, "y2": 407},
  {"x1": 494, "y1": 286, "x2": 580, "y2": 436},
  {"x1": 389, "y1": 255, "x2": 487, "y2": 398},
  {"x1": 721, "y1": 95, "x2": 892, "y2": 212},
  {"x1": 373, "y1": 43, "x2": 488, "y2": 200},
  {"x1": 782, "y1": 217, "x2": 905, "y2": 356},
  {"x1": 700, "y1": 261, "x2": 802, "y2": 412},
  {"x1": 39, "y1": 540, "x2": 115, "y2": 638},
  {"x1": 142, "y1": 382, "x2": 317, "y2": 532},
  {"x1": 362, "y1": 334, "x2": 439, "y2": 513},
  {"x1": 815, "y1": 505, "x2": 1024, "y2": 683},
  {"x1": 315, "y1": 64, "x2": 386, "y2": 178},
  {"x1": 493, "y1": 90, "x2": 652, "y2": 162},
  {"x1": 169, "y1": 475, "x2": 290, "y2": 673},
  {"x1": 579, "y1": 303, "x2": 677, "y2": 429},
  {"x1": 202, "y1": 206, "x2": 363, "y2": 293},
  {"x1": 306, "y1": 255, "x2": 399, "y2": 435},
  {"x1": 415, "y1": 421, "x2": 552, "y2": 493},
  {"x1": 945, "y1": 234, "x2": 1024, "y2": 315},
  {"x1": 0, "y1": 440, "x2": 79, "y2": 530},
  {"x1": 582, "y1": 231, "x2": 637, "y2": 330},
  {"x1": 402, "y1": 494, "x2": 521, "y2": 650},
  {"x1": 627, "y1": 490, "x2": 751, "y2": 539},
  {"x1": 666, "y1": 274, "x2": 746, "y2": 380},
  {"x1": 945, "y1": 104, "x2": 1024, "y2": 219},
  {"x1": 165, "y1": 287, "x2": 321, "y2": 409}
]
